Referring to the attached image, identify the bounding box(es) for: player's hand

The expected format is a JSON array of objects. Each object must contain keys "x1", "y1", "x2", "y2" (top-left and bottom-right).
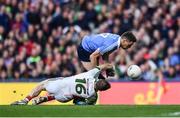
[
  {"x1": 106, "y1": 68, "x2": 115, "y2": 77},
  {"x1": 104, "y1": 63, "x2": 113, "y2": 70},
  {"x1": 98, "y1": 63, "x2": 113, "y2": 70}
]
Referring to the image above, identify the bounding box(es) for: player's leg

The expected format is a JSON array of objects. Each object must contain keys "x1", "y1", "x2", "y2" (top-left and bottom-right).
[
  {"x1": 24, "y1": 80, "x2": 49, "y2": 102},
  {"x1": 32, "y1": 95, "x2": 55, "y2": 105},
  {"x1": 11, "y1": 79, "x2": 49, "y2": 105},
  {"x1": 32, "y1": 78, "x2": 65, "y2": 105}
]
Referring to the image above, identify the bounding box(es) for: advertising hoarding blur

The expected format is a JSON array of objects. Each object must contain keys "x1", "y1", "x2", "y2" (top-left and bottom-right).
[
  {"x1": 99, "y1": 82, "x2": 180, "y2": 104},
  {"x1": 1, "y1": 82, "x2": 180, "y2": 105}
]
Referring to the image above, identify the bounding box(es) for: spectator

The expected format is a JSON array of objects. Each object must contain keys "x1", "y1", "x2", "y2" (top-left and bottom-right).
[{"x1": 0, "y1": 0, "x2": 179, "y2": 81}]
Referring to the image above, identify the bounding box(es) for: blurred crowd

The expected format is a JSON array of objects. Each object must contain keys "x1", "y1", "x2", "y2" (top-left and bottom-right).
[{"x1": 0, "y1": 0, "x2": 179, "y2": 81}]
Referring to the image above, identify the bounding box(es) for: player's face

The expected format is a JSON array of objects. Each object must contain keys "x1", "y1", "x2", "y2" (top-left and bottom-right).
[{"x1": 121, "y1": 39, "x2": 134, "y2": 49}]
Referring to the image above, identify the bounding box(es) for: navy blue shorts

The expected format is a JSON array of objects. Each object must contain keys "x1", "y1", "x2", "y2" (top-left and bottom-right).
[{"x1": 77, "y1": 43, "x2": 92, "y2": 62}]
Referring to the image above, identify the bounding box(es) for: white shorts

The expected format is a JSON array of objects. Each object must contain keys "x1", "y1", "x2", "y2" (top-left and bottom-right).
[{"x1": 44, "y1": 78, "x2": 72, "y2": 102}]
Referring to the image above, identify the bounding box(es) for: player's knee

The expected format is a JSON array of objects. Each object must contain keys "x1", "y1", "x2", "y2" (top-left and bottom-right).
[
  {"x1": 35, "y1": 85, "x2": 44, "y2": 91},
  {"x1": 38, "y1": 79, "x2": 49, "y2": 87}
]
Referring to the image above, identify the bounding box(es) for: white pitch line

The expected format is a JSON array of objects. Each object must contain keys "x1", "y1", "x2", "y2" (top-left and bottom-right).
[{"x1": 161, "y1": 112, "x2": 180, "y2": 117}]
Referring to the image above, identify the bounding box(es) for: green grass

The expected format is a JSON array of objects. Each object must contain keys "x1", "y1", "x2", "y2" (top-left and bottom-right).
[{"x1": 1, "y1": 105, "x2": 180, "y2": 117}]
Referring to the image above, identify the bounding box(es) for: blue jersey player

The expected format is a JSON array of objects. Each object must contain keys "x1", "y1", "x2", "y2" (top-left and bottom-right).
[
  {"x1": 74, "y1": 31, "x2": 137, "y2": 105},
  {"x1": 77, "y1": 31, "x2": 137, "y2": 78}
]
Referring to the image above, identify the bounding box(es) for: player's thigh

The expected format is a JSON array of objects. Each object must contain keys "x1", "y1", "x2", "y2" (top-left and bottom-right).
[
  {"x1": 38, "y1": 79, "x2": 50, "y2": 86},
  {"x1": 77, "y1": 44, "x2": 92, "y2": 62},
  {"x1": 34, "y1": 79, "x2": 50, "y2": 91},
  {"x1": 54, "y1": 93, "x2": 71, "y2": 103},
  {"x1": 44, "y1": 79, "x2": 61, "y2": 94}
]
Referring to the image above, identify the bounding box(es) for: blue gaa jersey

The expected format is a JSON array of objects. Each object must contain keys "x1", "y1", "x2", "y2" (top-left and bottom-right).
[{"x1": 82, "y1": 33, "x2": 121, "y2": 55}]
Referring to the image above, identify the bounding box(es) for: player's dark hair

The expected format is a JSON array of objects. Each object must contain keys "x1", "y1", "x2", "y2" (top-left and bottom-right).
[
  {"x1": 96, "y1": 79, "x2": 111, "y2": 91},
  {"x1": 121, "y1": 31, "x2": 137, "y2": 42}
]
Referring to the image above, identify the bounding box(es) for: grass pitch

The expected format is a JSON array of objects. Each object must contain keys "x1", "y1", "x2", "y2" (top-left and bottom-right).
[{"x1": 0, "y1": 105, "x2": 180, "y2": 117}]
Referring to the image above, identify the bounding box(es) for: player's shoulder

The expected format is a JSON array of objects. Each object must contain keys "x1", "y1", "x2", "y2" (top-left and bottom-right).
[
  {"x1": 97, "y1": 33, "x2": 120, "y2": 39},
  {"x1": 73, "y1": 72, "x2": 87, "y2": 78}
]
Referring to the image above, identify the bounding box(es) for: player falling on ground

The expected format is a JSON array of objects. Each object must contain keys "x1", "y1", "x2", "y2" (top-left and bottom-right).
[
  {"x1": 77, "y1": 31, "x2": 137, "y2": 78},
  {"x1": 11, "y1": 63, "x2": 112, "y2": 105}
]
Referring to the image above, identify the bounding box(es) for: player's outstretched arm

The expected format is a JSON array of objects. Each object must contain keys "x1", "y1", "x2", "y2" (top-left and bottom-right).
[
  {"x1": 90, "y1": 49, "x2": 101, "y2": 67},
  {"x1": 86, "y1": 63, "x2": 113, "y2": 79},
  {"x1": 102, "y1": 53, "x2": 115, "y2": 77}
]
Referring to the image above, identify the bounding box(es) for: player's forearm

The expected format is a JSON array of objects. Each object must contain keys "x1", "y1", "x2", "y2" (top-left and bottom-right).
[
  {"x1": 90, "y1": 49, "x2": 101, "y2": 67},
  {"x1": 90, "y1": 55, "x2": 98, "y2": 67}
]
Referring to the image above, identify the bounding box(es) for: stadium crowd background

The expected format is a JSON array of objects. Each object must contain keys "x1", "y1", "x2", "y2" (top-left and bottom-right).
[{"x1": 0, "y1": 0, "x2": 179, "y2": 81}]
